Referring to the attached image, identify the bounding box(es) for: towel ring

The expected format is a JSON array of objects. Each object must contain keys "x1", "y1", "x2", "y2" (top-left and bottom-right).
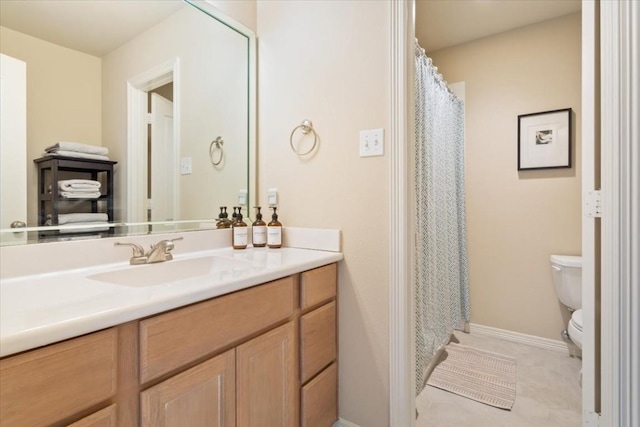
[
  {"x1": 209, "y1": 136, "x2": 224, "y2": 166},
  {"x1": 290, "y1": 119, "x2": 317, "y2": 156}
]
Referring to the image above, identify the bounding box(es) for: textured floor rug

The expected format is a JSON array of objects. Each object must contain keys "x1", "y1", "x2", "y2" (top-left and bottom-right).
[{"x1": 426, "y1": 342, "x2": 517, "y2": 410}]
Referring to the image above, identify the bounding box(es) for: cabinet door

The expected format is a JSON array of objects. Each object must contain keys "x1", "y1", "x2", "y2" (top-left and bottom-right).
[
  {"x1": 237, "y1": 322, "x2": 296, "y2": 427},
  {"x1": 141, "y1": 349, "x2": 235, "y2": 427}
]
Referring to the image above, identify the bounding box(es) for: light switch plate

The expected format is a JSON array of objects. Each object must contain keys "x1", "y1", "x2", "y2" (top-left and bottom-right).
[
  {"x1": 359, "y1": 128, "x2": 384, "y2": 157},
  {"x1": 267, "y1": 188, "x2": 278, "y2": 206}
]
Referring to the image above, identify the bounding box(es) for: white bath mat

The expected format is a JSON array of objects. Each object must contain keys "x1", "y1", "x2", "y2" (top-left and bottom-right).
[{"x1": 426, "y1": 343, "x2": 517, "y2": 410}]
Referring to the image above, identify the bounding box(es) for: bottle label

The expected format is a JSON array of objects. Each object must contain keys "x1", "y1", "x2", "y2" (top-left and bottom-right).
[
  {"x1": 233, "y1": 227, "x2": 248, "y2": 247},
  {"x1": 267, "y1": 226, "x2": 282, "y2": 246},
  {"x1": 253, "y1": 225, "x2": 267, "y2": 245}
]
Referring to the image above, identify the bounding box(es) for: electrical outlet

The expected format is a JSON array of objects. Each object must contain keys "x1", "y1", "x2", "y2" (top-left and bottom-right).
[
  {"x1": 238, "y1": 189, "x2": 247, "y2": 206},
  {"x1": 180, "y1": 157, "x2": 192, "y2": 174},
  {"x1": 359, "y1": 128, "x2": 384, "y2": 157}
]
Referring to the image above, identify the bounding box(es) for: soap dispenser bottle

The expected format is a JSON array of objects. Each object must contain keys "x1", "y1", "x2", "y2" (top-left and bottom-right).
[
  {"x1": 216, "y1": 206, "x2": 230, "y2": 229},
  {"x1": 231, "y1": 207, "x2": 239, "y2": 225},
  {"x1": 221, "y1": 207, "x2": 232, "y2": 228},
  {"x1": 252, "y1": 207, "x2": 267, "y2": 247},
  {"x1": 232, "y1": 207, "x2": 248, "y2": 249},
  {"x1": 267, "y1": 207, "x2": 282, "y2": 249}
]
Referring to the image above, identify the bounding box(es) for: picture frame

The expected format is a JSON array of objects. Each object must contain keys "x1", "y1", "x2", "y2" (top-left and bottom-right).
[{"x1": 517, "y1": 108, "x2": 572, "y2": 170}]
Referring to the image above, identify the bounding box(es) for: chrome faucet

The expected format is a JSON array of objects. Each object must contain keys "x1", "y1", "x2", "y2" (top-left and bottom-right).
[
  {"x1": 146, "y1": 237, "x2": 183, "y2": 263},
  {"x1": 114, "y1": 237, "x2": 183, "y2": 265}
]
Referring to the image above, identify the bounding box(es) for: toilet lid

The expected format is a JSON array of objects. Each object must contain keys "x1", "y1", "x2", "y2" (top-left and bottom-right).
[{"x1": 571, "y1": 309, "x2": 583, "y2": 332}]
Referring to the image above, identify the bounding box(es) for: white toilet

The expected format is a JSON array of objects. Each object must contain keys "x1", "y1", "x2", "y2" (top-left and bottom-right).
[{"x1": 550, "y1": 255, "x2": 583, "y2": 352}]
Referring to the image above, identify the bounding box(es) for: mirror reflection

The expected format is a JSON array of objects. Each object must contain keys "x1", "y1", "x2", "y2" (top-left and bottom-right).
[{"x1": 0, "y1": 0, "x2": 253, "y2": 245}]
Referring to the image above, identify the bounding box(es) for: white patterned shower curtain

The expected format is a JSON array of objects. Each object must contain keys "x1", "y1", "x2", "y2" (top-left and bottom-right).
[{"x1": 414, "y1": 42, "x2": 470, "y2": 395}]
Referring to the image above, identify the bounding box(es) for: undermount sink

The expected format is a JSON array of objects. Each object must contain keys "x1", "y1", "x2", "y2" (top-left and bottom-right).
[{"x1": 87, "y1": 256, "x2": 253, "y2": 287}]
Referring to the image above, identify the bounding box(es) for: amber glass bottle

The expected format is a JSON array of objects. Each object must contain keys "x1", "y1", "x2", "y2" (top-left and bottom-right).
[
  {"x1": 267, "y1": 207, "x2": 282, "y2": 249},
  {"x1": 232, "y1": 207, "x2": 248, "y2": 249},
  {"x1": 252, "y1": 207, "x2": 267, "y2": 247}
]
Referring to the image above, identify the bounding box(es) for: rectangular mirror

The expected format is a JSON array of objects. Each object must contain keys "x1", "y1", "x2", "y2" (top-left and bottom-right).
[{"x1": 0, "y1": 0, "x2": 256, "y2": 245}]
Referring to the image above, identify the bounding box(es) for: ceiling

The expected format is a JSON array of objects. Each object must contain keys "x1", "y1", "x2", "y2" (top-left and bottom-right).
[
  {"x1": 1, "y1": 0, "x2": 582, "y2": 58},
  {"x1": 0, "y1": 0, "x2": 185, "y2": 57},
  {"x1": 416, "y1": 0, "x2": 582, "y2": 52}
]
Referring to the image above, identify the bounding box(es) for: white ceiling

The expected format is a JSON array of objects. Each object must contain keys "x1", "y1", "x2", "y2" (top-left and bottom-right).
[
  {"x1": 1, "y1": 0, "x2": 582, "y2": 58},
  {"x1": 0, "y1": 0, "x2": 185, "y2": 57},
  {"x1": 416, "y1": 0, "x2": 582, "y2": 52}
]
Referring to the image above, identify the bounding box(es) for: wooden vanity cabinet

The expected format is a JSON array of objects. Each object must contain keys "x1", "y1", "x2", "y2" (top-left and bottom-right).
[{"x1": 0, "y1": 263, "x2": 338, "y2": 427}]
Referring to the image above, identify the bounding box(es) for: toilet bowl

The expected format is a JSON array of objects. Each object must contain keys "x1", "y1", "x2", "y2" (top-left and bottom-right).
[
  {"x1": 568, "y1": 309, "x2": 583, "y2": 349},
  {"x1": 550, "y1": 255, "x2": 583, "y2": 351}
]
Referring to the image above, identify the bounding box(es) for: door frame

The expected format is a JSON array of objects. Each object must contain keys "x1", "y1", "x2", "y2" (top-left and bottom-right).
[
  {"x1": 127, "y1": 58, "x2": 180, "y2": 224},
  {"x1": 389, "y1": 1, "x2": 640, "y2": 426}
]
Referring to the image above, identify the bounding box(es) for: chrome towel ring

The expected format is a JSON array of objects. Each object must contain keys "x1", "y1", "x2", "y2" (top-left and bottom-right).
[
  {"x1": 209, "y1": 136, "x2": 224, "y2": 166},
  {"x1": 290, "y1": 119, "x2": 317, "y2": 156}
]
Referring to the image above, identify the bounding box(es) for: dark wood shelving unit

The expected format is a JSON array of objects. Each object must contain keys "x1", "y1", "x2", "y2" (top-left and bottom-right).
[{"x1": 34, "y1": 156, "x2": 117, "y2": 236}]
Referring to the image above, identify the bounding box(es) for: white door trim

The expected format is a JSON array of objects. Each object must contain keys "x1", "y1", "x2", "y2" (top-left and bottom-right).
[
  {"x1": 581, "y1": 1, "x2": 599, "y2": 425},
  {"x1": 389, "y1": 0, "x2": 415, "y2": 425},
  {"x1": 600, "y1": 1, "x2": 640, "y2": 426},
  {"x1": 126, "y1": 58, "x2": 180, "y2": 224}
]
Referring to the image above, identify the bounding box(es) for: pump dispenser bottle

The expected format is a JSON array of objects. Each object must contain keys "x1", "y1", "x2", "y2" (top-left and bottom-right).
[
  {"x1": 231, "y1": 207, "x2": 239, "y2": 224},
  {"x1": 252, "y1": 207, "x2": 267, "y2": 247},
  {"x1": 267, "y1": 207, "x2": 282, "y2": 248},
  {"x1": 216, "y1": 207, "x2": 230, "y2": 229},
  {"x1": 216, "y1": 207, "x2": 231, "y2": 229},
  {"x1": 232, "y1": 207, "x2": 248, "y2": 249}
]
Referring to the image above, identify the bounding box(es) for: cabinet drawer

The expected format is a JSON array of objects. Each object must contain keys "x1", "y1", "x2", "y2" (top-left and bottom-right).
[
  {"x1": 300, "y1": 263, "x2": 337, "y2": 310},
  {"x1": 300, "y1": 301, "x2": 336, "y2": 383},
  {"x1": 301, "y1": 363, "x2": 338, "y2": 427},
  {"x1": 140, "y1": 276, "x2": 295, "y2": 383},
  {"x1": 0, "y1": 329, "x2": 118, "y2": 427},
  {"x1": 68, "y1": 404, "x2": 117, "y2": 427}
]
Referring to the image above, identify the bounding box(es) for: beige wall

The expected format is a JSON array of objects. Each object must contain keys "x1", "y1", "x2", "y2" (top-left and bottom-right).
[
  {"x1": 0, "y1": 26, "x2": 102, "y2": 226},
  {"x1": 429, "y1": 13, "x2": 582, "y2": 340},
  {"x1": 256, "y1": 1, "x2": 390, "y2": 425}
]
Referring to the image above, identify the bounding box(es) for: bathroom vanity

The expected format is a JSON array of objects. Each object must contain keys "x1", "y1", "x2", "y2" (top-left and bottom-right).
[{"x1": 0, "y1": 241, "x2": 341, "y2": 427}]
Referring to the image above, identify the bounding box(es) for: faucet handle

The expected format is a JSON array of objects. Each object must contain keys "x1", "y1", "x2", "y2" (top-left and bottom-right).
[
  {"x1": 161, "y1": 237, "x2": 184, "y2": 251},
  {"x1": 114, "y1": 241, "x2": 145, "y2": 256},
  {"x1": 114, "y1": 242, "x2": 148, "y2": 264}
]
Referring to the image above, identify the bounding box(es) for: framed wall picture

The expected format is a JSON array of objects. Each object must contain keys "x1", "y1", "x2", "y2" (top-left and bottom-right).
[{"x1": 517, "y1": 108, "x2": 572, "y2": 170}]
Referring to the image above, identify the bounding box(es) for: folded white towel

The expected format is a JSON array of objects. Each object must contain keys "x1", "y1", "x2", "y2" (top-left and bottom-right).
[
  {"x1": 60, "y1": 191, "x2": 101, "y2": 199},
  {"x1": 57, "y1": 222, "x2": 110, "y2": 234},
  {"x1": 45, "y1": 150, "x2": 110, "y2": 161},
  {"x1": 45, "y1": 142, "x2": 109, "y2": 156},
  {"x1": 58, "y1": 180, "x2": 101, "y2": 191},
  {"x1": 48, "y1": 213, "x2": 109, "y2": 225}
]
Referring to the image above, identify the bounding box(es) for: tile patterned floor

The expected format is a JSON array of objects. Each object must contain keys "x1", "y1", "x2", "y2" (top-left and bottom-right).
[{"x1": 416, "y1": 332, "x2": 582, "y2": 427}]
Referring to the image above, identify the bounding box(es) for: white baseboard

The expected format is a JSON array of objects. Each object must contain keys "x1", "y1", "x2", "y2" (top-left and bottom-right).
[
  {"x1": 332, "y1": 418, "x2": 361, "y2": 427},
  {"x1": 469, "y1": 323, "x2": 570, "y2": 353}
]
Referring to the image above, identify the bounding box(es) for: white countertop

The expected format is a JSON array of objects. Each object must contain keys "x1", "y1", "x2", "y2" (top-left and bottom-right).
[{"x1": 0, "y1": 246, "x2": 342, "y2": 357}]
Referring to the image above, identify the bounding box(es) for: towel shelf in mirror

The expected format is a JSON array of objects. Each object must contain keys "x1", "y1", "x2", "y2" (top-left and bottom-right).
[{"x1": 34, "y1": 156, "x2": 117, "y2": 238}]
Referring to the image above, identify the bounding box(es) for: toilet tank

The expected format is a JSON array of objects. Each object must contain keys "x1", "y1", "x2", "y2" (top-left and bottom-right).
[{"x1": 550, "y1": 255, "x2": 582, "y2": 310}]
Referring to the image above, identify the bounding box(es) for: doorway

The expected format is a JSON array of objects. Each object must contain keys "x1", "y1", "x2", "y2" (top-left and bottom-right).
[{"x1": 126, "y1": 58, "x2": 180, "y2": 229}]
